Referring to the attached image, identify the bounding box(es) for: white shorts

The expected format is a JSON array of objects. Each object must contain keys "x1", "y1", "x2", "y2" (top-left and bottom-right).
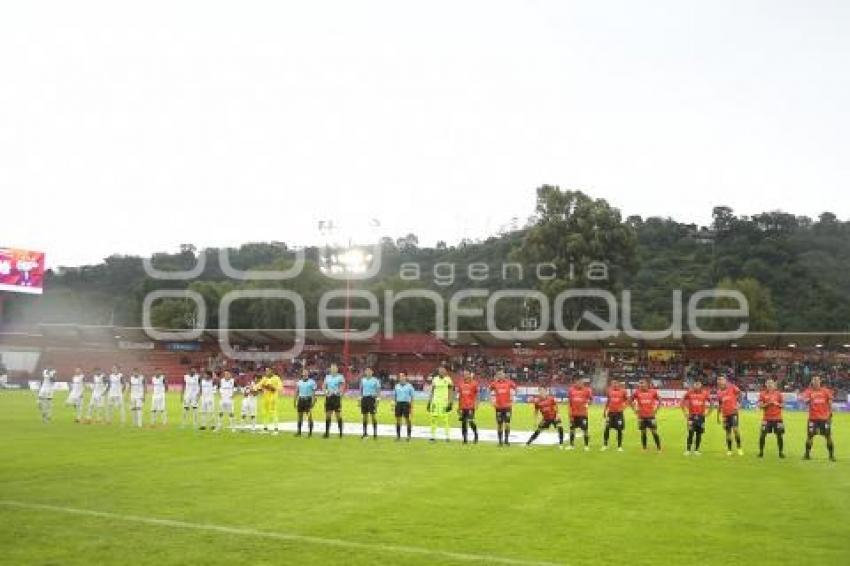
[
  {"x1": 183, "y1": 391, "x2": 199, "y2": 408},
  {"x1": 130, "y1": 397, "x2": 144, "y2": 410},
  {"x1": 200, "y1": 397, "x2": 214, "y2": 413},
  {"x1": 107, "y1": 395, "x2": 123, "y2": 405},
  {"x1": 241, "y1": 398, "x2": 257, "y2": 417},
  {"x1": 66, "y1": 393, "x2": 83, "y2": 406},
  {"x1": 151, "y1": 395, "x2": 166, "y2": 411},
  {"x1": 219, "y1": 399, "x2": 234, "y2": 414},
  {"x1": 90, "y1": 394, "x2": 106, "y2": 407}
]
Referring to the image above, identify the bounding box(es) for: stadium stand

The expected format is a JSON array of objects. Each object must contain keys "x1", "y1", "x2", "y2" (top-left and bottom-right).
[{"x1": 2, "y1": 325, "x2": 849, "y2": 396}]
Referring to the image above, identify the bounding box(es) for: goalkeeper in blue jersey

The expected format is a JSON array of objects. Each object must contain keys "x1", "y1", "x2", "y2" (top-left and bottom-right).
[{"x1": 428, "y1": 366, "x2": 454, "y2": 442}]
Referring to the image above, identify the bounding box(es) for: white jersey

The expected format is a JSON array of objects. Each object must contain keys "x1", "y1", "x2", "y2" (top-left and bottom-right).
[
  {"x1": 241, "y1": 388, "x2": 257, "y2": 417},
  {"x1": 200, "y1": 378, "x2": 215, "y2": 400},
  {"x1": 69, "y1": 373, "x2": 85, "y2": 399},
  {"x1": 38, "y1": 370, "x2": 55, "y2": 399},
  {"x1": 151, "y1": 375, "x2": 167, "y2": 396},
  {"x1": 219, "y1": 378, "x2": 235, "y2": 401},
  {"x1": 184, "y1": 373, "x2": 200, "y2": 396},
  {"x1": 107, "y1": 373, "x2": 123, "y2": 397},
  {"x1": 129, "y1": 375, "x2": 145, "y2": 400},
  {"x1": 151, "y1": 375, "x2": 167, "y2": 412},
  {"x1": 92, "y1": 373, "x2": 107, "y2": 396}
]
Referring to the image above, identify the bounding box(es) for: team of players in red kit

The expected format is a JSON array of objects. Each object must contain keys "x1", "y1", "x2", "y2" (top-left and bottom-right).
[{"x1": 450, "y1": 371, "x2": 837, "y2": 460}]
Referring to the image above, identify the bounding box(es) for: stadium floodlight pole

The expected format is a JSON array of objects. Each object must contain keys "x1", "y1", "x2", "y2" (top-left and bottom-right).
[{"x1": 318, "y1": 220, "x2": 380, "y2": 379}]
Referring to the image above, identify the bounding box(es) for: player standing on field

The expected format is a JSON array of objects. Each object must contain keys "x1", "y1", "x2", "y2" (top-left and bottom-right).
[
  {"x1": 526, "y1": 386, "x2": 564, "y2": 447},
  {"x1": 428, "y1": 366, "x2": 454, "y2": 442},
  {"x1": 457, "y1": 369, "x2": 479, "y2": 444},
  {"x1": 393, "y1": 372, "x2": 415, "y2": 441},
  {"x1": 631, "y1": 378, "x2": 662, "y2": 451},
  {"x1": 489, "y1": 370, "x2": 517, "y2": 446},
  {"x1": 757, "y1": 378, "x2": 785, "y2": 458},
  {"x1": 217, "y1": 370, "x2": 236, "y2": 431},
  {"x1": 66, "y1": 367, "x2": 86, "y2": 423},
  {"x1": 294, "y1": 369, "x2": 317, "y2": 437},
  {"x1": 682, "y1": 380, "x2": 711, "y2": 456},
  {"x1": 86, "y1": 367, "x2": 107, "y2": 423},
  {"x1": 106, "y1": 366, "x2": 126, "y2": 425},
  {"x1": 182, "y1": 367, "x2": 201, "y2": 428},
  {"x1": 566, "y1": 377, "x2": 593, "y2": 451},
  {"x1": 602, "y1": 379, "x2": 628, "y2": 451},
  {"x1": 150, "y1": 369, "x2": 168, "y2": 426},
  {"x1": 240, "y1": 375, "x2": 259, "y2": 431},
  {"x1": 323, "y1": 364, "x2": 346, "y2": 438},
  {"x1": 359, "y1": 367, "x2": 381, "y2": 440},
  {"x1": 801, "y1": 375, "x2": 836, "y2": 461},
  {"x1": 258, "y1": 367, "x2": 282, "y2": 434},
  {"x1": 198, "y1": 370, "x2": 217, "y2": 430},
  {"x1": 37, "y1": 368, "x2": 55, "y2": 423},
  {"x1": 128, "y1": 368, "x2": 145, "y2": 428},
  {"x1": 715, "y1": 376, "x2": 743, "y2": 456}
]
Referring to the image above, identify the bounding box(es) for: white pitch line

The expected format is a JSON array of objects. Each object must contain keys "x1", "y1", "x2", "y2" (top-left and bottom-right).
[
  {"x1": 0, "y1": 500, "x2": 565, "y2": 566},
  {"x1": 234, "y1": 421, "x2": 576, "y2": 445}
]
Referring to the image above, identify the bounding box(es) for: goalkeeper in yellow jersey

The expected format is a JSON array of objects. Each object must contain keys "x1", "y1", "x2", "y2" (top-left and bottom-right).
[
  {"x1": 428, "y1": 365, "x2": 454, "y2": 442},
  {"x1": 258, "y1": 367, "x2": 282, "y2": 434}
]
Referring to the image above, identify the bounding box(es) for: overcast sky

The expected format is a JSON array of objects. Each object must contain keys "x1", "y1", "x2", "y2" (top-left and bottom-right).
[{"x1": 2, "y1": 1, "x2": 848, "y2": 267}]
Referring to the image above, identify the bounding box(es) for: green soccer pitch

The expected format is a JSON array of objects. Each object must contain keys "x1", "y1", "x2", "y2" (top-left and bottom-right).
[{"x1": 1, "y1": 391, "x2": 848, "y2": 566}]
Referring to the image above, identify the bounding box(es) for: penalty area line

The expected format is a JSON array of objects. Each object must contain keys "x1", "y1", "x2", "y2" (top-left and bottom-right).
[{"x1": 0, "y1": 500, "x2": 564, "y2": 566}]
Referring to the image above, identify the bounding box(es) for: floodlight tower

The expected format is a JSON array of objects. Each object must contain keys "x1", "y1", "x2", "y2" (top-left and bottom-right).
[{"x1": 317, "y1": 219, "x2": 380, "y2": 377}]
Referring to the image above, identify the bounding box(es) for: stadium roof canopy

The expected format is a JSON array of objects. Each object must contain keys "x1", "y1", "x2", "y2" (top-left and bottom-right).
[{"x1": 432, "y1": 330, "x2": 850, "y2": 350}]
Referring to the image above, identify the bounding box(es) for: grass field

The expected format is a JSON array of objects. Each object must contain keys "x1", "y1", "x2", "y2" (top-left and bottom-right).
[{"x1": 1, "y1": 390, "x2": 848, "y2": 566}]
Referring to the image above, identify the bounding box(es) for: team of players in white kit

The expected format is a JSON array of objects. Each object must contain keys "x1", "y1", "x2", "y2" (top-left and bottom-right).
[{"x1": 37, "y1": 366, "x2": 257, "y2": 430}]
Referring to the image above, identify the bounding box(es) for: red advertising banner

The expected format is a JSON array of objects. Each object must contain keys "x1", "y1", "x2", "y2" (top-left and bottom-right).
[{"x1": 0, "y1": 248, "x2": 46, "y2": 294}]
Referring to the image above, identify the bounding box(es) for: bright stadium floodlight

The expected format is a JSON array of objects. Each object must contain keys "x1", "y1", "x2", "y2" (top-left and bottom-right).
[
  {"x1": 335, "y1": 248, "x2": 372, "y2": 275},
  {"x1": 318, "y1": 218, "x2": 382, "y2": 280}
]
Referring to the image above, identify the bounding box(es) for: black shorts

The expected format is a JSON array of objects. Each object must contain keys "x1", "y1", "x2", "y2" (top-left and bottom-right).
[
  {"x1": 297, "y1": 397, "x2": 313, "y2": 413},
  {"x1": 360, "y1": 396, "x2": 377, "y2": 415},
  {"x1": 459, "y1": 408, "x2": 476, "y2": 421},
  {"x1": 606, "y1": 412, "x2": 625, "y2": 431},
  {"x1": 688, "y1": 415, "x2": 706, "y2": 433},
  {"x1": 394, "y1": 401, "x2": 411, "y2": 418},
  {"x1": 539, "y1": 418, "x2": 562, "y2": 429},
  {"x1": 570, "y1": 416, "x2": 588, "y2": 430},
  {"x1": 808, "y1": 419, "x2": 831, "y2": 436},
  {"x1": 761, "y1": 420, "x2": 785, "y2": 434},
  {"x1": 723, "y1": 413, "x2": 739, "y2": 431},
  {"x1": 639, "y1": 417, "x2": 657, "y2": 430},
  {"x1": 324, "y1": 394, "x2": 342, "y2": 412},
  {"x1": 495, "y1": 408, "x2": 512, "y2": 424}
]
